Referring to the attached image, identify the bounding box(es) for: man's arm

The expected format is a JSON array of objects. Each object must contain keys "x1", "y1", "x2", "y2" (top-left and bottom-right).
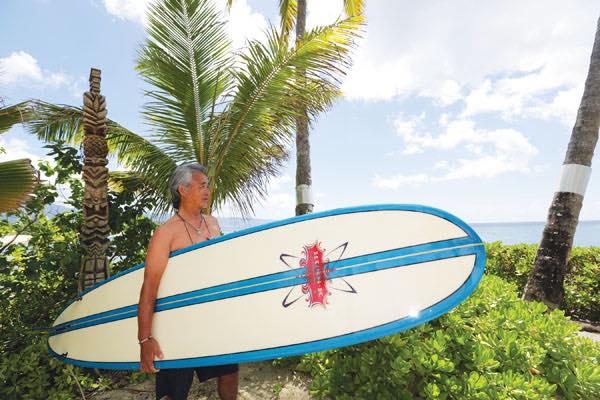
[{"x1": 138, "y1": 225, "x2": 170, "y2": 373}]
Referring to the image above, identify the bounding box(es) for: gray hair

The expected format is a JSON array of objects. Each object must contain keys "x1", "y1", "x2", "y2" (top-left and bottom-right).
[{"x1": 168, "y1": 163, "x2": 208, "y2": 209}]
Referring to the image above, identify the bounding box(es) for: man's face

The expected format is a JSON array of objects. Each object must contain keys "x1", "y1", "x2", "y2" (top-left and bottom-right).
[{"x1": 179, "y1": 172, "x2": 210, "y2": 209}]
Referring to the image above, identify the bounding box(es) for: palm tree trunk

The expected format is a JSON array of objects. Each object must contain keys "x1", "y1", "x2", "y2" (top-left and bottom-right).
[
  {"x1": 295, "y1": 0, "x2": 314, "y2": 216},
  {"x1": 79, "y1": 68, "x2": 111, "y2": 293},
  {"x1": 523, "y1": 16, "x2": 600, "y2": 307}
]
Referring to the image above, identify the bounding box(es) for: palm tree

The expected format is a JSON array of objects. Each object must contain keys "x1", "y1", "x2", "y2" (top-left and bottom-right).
[
  {"x1": 523, "y1": 15, "x2": 600, "y2": 308},
  {"x1": 26, "y1": 0, "x2": 361, "y2": 217},
  {"x1": 0, "y1": 102, "x2": 37, "y2": 212},
  {"x1": 228, "y1": 0, "x2": 365, "y2": 216},
  {"x1": 279, "y1": 0, "x2": 364, "y2": 215}
]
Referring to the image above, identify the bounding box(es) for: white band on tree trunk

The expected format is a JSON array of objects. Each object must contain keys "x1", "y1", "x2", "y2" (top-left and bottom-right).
[
  {"x1": 296, "y1": 184, "x2": 314, "y2": 205},
  {"x1": 557, "y1": 164, "x2": 592, "y2": 196}
]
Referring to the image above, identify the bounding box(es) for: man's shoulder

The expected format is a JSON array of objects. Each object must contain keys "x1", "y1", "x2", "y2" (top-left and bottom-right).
[
  {"x1": 204, "y1": 214, "x2": 219, "y2": 224},
  {"x1": 153, "y1": 217, "x2": 180, "y2": 238}
]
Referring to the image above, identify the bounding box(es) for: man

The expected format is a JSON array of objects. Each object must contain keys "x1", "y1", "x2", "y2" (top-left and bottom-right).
[{"x1": 138, "y1": 163, "x2": 239, "y2": 400}]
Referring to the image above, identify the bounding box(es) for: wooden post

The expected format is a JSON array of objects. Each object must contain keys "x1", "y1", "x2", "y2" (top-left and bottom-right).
[{"x1": 79, "y1": 68, "x2": 110, "y2": 293}]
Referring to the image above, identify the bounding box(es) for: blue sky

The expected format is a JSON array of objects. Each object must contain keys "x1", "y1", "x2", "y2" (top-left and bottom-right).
[{"x1": 1, "y1": 0, "x2": 599, "y2": 223}]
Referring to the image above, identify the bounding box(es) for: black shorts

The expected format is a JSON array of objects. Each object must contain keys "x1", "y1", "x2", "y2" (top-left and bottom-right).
[{"x1": 155, "y1": 364, "x2": 239, "y2": 400}]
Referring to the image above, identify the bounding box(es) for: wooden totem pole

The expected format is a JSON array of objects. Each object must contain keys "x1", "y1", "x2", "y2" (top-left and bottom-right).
[{"x1": 79, "y1": 68, "x2": 110, "y2": 293}]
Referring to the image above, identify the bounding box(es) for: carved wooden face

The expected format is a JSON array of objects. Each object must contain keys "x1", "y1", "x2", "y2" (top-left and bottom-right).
[{"x1": 178, "y1": 171, "x2": 210, "y2": 210}]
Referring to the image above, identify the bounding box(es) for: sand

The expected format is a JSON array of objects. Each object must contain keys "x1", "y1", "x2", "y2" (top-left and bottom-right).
[{"x1": 90, "y1": 361, "x2": 312, "y2": 400}]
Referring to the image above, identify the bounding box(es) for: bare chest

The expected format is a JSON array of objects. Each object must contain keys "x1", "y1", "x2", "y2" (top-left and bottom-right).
[{"x1": 169, "y1": 221, "x2": 220, "y2": 253}]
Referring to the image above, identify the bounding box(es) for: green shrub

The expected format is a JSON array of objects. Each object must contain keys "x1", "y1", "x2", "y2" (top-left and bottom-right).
[
  {"x1": 0, "y1": 248, "x2": 106, "y2": 399},
  {"x1": 0, "y1": 335, "x2": 111, "y2": 400},
  {"x1": 0, "y1": 143, "x2": 156, "y2": 399},
  {"x1": 297, "y1": 275, "x2": 600, "y2": 399},
  {"x1": 485, "y1": 242, "x2": 600, "y2": 322}
]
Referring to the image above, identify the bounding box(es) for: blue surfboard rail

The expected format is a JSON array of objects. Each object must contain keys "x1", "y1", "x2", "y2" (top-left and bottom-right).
[{"x1": 49, "y1": 204, "x2": 486, "y2": 370}]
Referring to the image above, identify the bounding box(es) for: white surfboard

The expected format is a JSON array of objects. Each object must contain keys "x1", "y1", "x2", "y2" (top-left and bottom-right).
[{"x1": 48, "y1": 204, "x2": 486, "y2": 369}]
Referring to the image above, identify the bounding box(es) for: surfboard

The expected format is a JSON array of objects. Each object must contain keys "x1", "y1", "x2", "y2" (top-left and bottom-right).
[{"x1": 48, "y1": 204, "x2": 486, "y2": 370}]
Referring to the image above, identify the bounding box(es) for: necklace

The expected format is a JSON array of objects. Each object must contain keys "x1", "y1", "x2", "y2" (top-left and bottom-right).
[{"x1": 177, "y1": 212, "x2": 207, "y2": 236}]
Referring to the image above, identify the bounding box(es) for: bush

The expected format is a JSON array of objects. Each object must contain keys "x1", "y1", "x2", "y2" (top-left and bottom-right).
[
  {"x1": 485, "y1": 242, "x2": 600, "y2": 322},
  {"x1": 0, "y1": 143, "x2": 156, "y2": 399},
  {"x1": 0, "y1": 229, "x2": 104, "y2": 399},
  {"x1": 296, "y1": 275, "x2": 600, "y2": 399}
]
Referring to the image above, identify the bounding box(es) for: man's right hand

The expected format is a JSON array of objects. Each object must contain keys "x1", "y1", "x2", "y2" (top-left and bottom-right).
[{"x1": 140, "y1": 337, "x2": 164, "y2": 373}]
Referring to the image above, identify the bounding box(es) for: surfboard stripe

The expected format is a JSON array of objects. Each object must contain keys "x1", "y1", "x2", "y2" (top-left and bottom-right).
[
  {"x1": 51, "y1": 238, "x2": 482, "y2": 336},
  {"x1": 69, "y1": 204, "x2": 475, "y2": 300},
  {"x1": 52, "y1": 235, "x2": 476, "y2": 333},
  {"x1": 50, "y1": 236, "x2": 476, "y2": 333},
  {"x1": 48, "y1": 246, "x2": 485, "y2": 370},
  {"x1": 51, "y1": 204, "x2": 478, "y2": 331}
]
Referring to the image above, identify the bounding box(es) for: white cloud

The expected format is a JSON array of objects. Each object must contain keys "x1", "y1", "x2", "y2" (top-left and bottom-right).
[
  {"x1": 420, "y1": 80, "x2": 462, "y2": 107},
  {"x1": 395, "y1": 116, "x2": 538, "y2": 156},
  {"x1": 306, "y1": 0, "x2": 346, "y2": 30},
  {"x1": 268, "y1": 173, "x2": 292, "y2": 191},
  {"x1": 102, "y1": 0, "x2": 268, "y2": 50},
  {"x1": 102, "y1": 0, "x2": 151, "y2": 24},
  {"x1": 341, "y1": 1, "x2": 597, "y2": 125},
  {"x1": 376, "y1": 116, "x2": 540, "y2": 189},
  {"x1": 0, "y1": 51, "x2": 44, "y2": 83},
  {"x1": 528, "y1": 85, "x2": 583, "y2": 126},
  {"x1": 0, "y1": 51, "x2": 69, "y2": 88},
  {"x1": 461, "y1": 64, "x2": 586, "y2": 123},
  {"x1": 393, "y1": 112, "x2": 427, "y2": 155},
  {"x1": 225, "y1": 0, "x2": 268, "y2": 49},
  {"x1": 0, "y1": 137, "x2": 46, "y2": 165},
  {"x1": 216, "y1": 173, "x2": 295, "y2": 220},
  {"x1": 254, "y1": 173, "x2": 294, "y2": 218},
  {"x1": 0, "y1": 51, "x2": 84, "y2": 98}
]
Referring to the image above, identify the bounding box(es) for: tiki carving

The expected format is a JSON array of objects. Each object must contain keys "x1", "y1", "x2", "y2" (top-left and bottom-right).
[{"x1": 78, "y1": 68, "x2": 110, "y2": 293}]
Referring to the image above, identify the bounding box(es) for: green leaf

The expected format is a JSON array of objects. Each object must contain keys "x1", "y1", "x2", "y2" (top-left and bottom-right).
[{"x1": 0, "y1": 159, "x2": 37, "y2": 212}]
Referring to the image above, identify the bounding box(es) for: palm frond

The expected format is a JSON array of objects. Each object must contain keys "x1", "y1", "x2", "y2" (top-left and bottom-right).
[
  {"x1": 25, "y1": 100, "x2": 85, "y2": 144},
  {"x1": 279, "y1": 0, "x2": 298, "y2": 38},
  {"x1": 209, "y1": 17, "x2": 363, "y2": 213},
  {"x1": 0, "y1": 159, "x2": 37, "y2": 212},
  {"x1": 343, "y1": 0, "x2": 364, "y2": 17},
  {"x1": 0, "y1": 102, "x2": 35, "y2": 134},
  {"x1": 138, "y1": 0, "x2": 233, "y2": 163},
  {"x1": 24, "y1": 100, "x2": 176, "y2": 212},
  {"x1": 7, "y1": 1, "x2": 363, "y2": 219},
  {"x1": 107, "y1": 125, "x2": 177, "y2": 214},
  {"x1": 108, "y1": 170, "x2": 147, "y2": 193}
]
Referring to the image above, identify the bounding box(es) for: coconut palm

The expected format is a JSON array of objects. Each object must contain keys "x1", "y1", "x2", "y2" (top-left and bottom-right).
[
  {"x1": 0, "y1": 102, "x2": 37, "y2": 212},
  {"x1": 280, "y1": 0, "x2": 364, "y2": 216},
  {"x1": 523, "y1": 15, "x2": 600, "y2": 307},
  {"x1": 226, "y1": 0, "x2": 364, "y2": 215},
  {"x1": 25, "y1": 0, "x2": 361, "y2": 217}
]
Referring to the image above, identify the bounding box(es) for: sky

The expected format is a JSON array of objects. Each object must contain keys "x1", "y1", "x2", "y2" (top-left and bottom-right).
[{"x1": 1, "y1": 0, "x2": 599, "y2": 223}]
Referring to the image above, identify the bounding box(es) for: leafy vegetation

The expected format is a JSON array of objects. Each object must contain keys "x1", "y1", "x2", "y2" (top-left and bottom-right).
[
  {"x1": 24, "y1": 0, "x2": 363, "y2": 216},
  {"x1": 0, "y1": 143, "x2": 155, "y2": 399},
  {"x1": 296, "y1": 275, "x2": 600, "y2": 400},
  {"x1": 2, "y1": 143, "x2": 600, "y2": 399},
  {"x1": 485, "y1": 242, "x2": 600, "y2": 322},
  {"x1": 0, "y1": 103, "x2": 38, "y2": 212}
]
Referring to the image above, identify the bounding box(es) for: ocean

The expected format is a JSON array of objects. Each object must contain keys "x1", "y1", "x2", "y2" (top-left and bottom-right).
[
  {"x1": 219, "y1": 218, "x2": 600, "y2": 247},
  {"x1": 471, "y1": 220, "x2": 599, "y2": 247}
]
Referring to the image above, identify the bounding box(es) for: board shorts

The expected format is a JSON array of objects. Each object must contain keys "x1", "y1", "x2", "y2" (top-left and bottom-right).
[{"x1": 156, "y1": 363, "x2": 239, "y2": 400}]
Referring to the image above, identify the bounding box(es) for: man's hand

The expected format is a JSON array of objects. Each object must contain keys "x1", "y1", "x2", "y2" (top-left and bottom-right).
[{"x1": 140, "y1": 337, "x2": 164, "y2": 373}]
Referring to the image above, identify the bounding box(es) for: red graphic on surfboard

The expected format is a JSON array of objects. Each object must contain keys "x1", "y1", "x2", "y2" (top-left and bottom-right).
[
  {"x1": 300, "y1": 243, "x2": 330, "y2": 307},
  {"x1": 280, "y1": 242, "x2": 357, "y2": 308}
]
